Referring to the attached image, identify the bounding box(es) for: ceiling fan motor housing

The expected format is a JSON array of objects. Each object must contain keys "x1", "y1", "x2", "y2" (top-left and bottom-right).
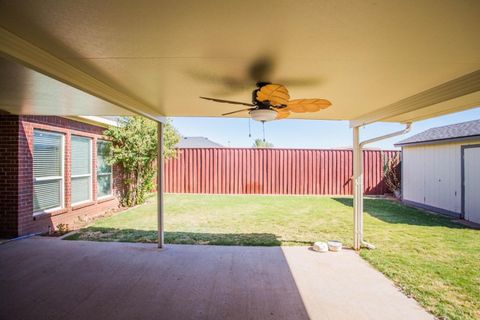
[{"x1": 249, "y1": 109, "x2": 278, "y2": 122}]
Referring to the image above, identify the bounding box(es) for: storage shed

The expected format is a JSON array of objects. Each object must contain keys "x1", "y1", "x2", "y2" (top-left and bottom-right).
[{"x1": 395, "y1": 119, "x2": 480, "y2": 224}]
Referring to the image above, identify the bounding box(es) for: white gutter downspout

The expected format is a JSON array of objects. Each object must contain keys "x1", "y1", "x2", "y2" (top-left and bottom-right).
[
  {"x1": 352, "y1": 123, "x2": 412, "y2": 250},
  {"x1": 360, "y1": 123, "x2": 412, "y2": 148}
]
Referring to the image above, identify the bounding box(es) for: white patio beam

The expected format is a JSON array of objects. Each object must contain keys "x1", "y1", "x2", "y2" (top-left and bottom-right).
[
  {"x1": 157, "y1": 122, "x2": 165, "y2": 249},
  {"x1": 352, "y1": 126, "x2": 362, "y2": 251},
  {"x1": 0, "y1": 27, "x2": 164, "y2": 123},
  {"x1": 349, "y1": 69, "x2": 480, "y2": 128}
]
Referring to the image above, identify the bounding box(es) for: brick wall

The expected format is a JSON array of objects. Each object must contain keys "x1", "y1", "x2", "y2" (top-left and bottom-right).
[
  {"x1": 0, "y1": 115, "x2": 20, "y2": 237},
  {"x1": 0, "y1": 115, "x2": 123, "y2": 237}
]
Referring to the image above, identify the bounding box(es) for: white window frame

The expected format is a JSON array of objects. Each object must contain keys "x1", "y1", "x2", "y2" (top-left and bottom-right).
[
  {"x1": 96, "y1": 140, "x2": 113, "y2": 199},
  {"x1": 71, "y1": 135, "x2": 93, "y2": 206},
  {"x1": 33, "y1": 130, "x2": 65, "y2": 216}
]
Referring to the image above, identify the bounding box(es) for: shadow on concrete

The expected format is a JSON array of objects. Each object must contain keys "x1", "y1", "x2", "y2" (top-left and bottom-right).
[
  {"x1": 0, "y1": 238, "x2": 309, "y2": 320},
  {"x1": 332, "y1": 197, "x2": 467, "y2": 229},
  {"x1": 64, "y1": 227, "x2": 286, "y2": 246}
]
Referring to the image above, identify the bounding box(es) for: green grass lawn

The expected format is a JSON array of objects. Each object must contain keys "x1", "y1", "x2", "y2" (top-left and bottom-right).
[{"x1": 67, "y1": 194, "x2": 480, "y2": 320}]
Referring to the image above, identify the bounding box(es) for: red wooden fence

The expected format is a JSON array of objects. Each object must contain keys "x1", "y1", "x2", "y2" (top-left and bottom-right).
[{"x1": 164, "y1": 148, "x2": 399, "y2": 195}]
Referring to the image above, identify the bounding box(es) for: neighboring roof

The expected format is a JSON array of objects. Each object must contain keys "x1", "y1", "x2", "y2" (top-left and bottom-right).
[
  {"x1": 395, "y1": 119, "x2": 480, "y2": 146},
  {"x1": 176, "y1": 137, "x2": 224, "y2": 148}
]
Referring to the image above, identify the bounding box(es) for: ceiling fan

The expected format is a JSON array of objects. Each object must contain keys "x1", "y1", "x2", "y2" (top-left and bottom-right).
[{"x1": 200, "y1": 82, "x2": 331, "y2": 122}]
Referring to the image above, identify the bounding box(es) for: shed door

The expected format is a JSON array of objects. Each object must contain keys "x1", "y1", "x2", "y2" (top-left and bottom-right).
[{"x1": 464, "y1": 146, "x2": 480, "y2": 224}]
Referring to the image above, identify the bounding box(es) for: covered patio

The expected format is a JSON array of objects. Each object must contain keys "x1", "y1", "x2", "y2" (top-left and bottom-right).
[
  {"x1": 0, "y1": 237, "x2": 432, "y2": 320},
  {"x1": 0, "y1": 1, "x2": 479, "y2": 319},
  {"x1": 1, "y1": 0, "x2": 479, "y2": 250}
]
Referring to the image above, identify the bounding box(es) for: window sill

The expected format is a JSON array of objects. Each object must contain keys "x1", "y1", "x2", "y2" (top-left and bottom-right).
[
  {"x1": 33, "y1": 208, "x2": 68, "y2": 220},
  {"x1": 72, "y1": 200, "x2": 95, "y2": 211},
  {"x1": 97, "y1": 195, "x2": 115, "y2": 204}
]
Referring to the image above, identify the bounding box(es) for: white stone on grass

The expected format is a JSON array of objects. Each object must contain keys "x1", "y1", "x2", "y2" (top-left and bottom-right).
[
  {"x1": 327, "y1": 240, "x2": 342, "y2": 252},
  {"x1": 312, "y1": 241, "x2": 328, "y2": 252}
]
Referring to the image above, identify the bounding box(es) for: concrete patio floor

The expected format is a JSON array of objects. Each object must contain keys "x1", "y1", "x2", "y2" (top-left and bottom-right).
[{"x1": 0, "y1": 237, "x2": 432, "y2": 320}]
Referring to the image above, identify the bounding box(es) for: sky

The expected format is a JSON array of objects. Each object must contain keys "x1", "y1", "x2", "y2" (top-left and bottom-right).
[{"x1": 170, "y1": 107, "x2": 480, "y2": 150}]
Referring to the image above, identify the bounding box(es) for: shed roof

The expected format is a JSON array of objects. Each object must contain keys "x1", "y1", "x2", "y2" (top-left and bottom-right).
[{"x1": 395, "y1": 119, "x2": 480, "y2": 146}]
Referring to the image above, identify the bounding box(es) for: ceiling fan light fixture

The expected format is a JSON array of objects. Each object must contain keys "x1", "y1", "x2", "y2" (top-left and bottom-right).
[
  {"x1": 201, "y1": 83, "x2": 331, "y2": 121},
  {"x1": 249, "y1": 109, "x2": 277, "y2": 122}
]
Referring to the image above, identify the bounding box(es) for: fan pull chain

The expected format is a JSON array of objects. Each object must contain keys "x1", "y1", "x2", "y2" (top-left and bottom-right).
[
  {"x1": 248, "y1": 118, "x2": 251, "y2": 138},
  {"x1": 262, "y1": 121, "x2": 266, "y2": 142}
]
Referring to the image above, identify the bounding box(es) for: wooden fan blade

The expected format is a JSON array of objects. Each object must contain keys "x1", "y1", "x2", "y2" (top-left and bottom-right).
[
  {"x1": 275, "y1": 109, "x2": 291, "y2": 120},
  {"x1": 256, "y1": 84, "x2": 290, "y2": 106},
  {"x1": 222, "y1": 108, "x2": 255, "y2": 116},
  {"x1": 200, "y1": 96, "x2": 254, "y2": 107},
  {"x1": 287, "y1": 99, "x2": 331, "y2": 113}
]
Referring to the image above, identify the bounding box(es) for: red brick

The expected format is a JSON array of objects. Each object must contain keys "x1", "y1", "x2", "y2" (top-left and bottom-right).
[{"x1": 0, "y1": 115, "x2": 123, "y2": 237}]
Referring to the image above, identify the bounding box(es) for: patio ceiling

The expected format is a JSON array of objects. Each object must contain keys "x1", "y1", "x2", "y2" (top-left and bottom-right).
[{"x1": 0, "y1": 0, "x2": 479, "y2": 124}]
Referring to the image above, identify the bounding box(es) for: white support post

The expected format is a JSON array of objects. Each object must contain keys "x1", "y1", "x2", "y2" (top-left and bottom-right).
[
  {"x1": 352, "y1": 126, "x2": 363, "y2": 250},
  {"x1": 157, "y1": 121, "x2": 164, "y2": 249}
]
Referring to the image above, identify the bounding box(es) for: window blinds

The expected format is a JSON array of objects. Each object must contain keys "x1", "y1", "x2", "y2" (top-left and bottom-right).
[
  {"x1": 33, "y1": 131, "x2": 62, "y2": 178},
  {"x1": 71, "y1": 136, "x2": 91, "y2": 176},
  {"x1": 71, "y1": 136, "x2": 91, "y2": 204},
  {"x1": 33, "y1": 130, "x2": 63, "y2": 212}
]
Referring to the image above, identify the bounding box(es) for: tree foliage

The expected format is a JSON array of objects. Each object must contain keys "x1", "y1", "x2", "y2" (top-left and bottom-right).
[
  {"x1": 103, "y1": 116, "x2": 180, "y2": 207},
  {"x1": 253, "y1": 139, "x2": 274, "y2": 148}
]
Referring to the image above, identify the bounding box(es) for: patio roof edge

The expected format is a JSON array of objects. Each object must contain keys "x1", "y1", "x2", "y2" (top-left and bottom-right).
[
  {"x1": 0, "y1": 27, "x2": 165, "y2": 123},
  {"x1": 349, "y1": 69, "x2": 480, "y2": 128}
]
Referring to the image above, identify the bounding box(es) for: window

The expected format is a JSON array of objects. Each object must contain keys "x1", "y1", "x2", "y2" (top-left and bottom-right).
[
  {"x1": 97, "y1": 140, "x2": 112, "y2": 198},
  {"x1": 71, "y1": 136, "x2": 92, "y2": 205},
  {"x1": 33, "y1": 130, "x2": 64, "y2": 213}
]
